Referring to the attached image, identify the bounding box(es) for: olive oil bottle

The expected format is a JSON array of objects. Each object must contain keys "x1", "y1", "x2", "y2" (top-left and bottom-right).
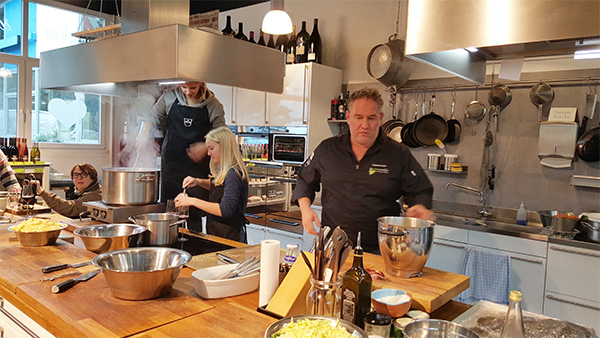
[{"x1": 341, "y1": 232, "x2": 372, "y2": 329}]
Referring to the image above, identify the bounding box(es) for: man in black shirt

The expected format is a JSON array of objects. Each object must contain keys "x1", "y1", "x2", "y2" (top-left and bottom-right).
[{"x1": 291, "y1": 88, "x2": 434, "y2": 252}]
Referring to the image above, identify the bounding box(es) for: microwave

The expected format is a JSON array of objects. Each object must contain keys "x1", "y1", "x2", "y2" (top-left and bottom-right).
[{"x1": 271, "y1": 134, "x2": 307, "y2": 164}]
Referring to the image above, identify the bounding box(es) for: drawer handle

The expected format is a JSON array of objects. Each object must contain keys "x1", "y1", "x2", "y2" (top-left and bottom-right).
[
  {"x1": 245, "y1": 213, "x2": 263, "y2": 219},
  {"x1": 269, "y1": 218, "x2": 300, "y2": 226},
  {"x1": 433, "y1": 241, "x2": 466, "y2": 250},
  {"x1": 0, "y1": 306, "x2": 40, "y2": 338},
  {"x1": 510, "y1": 256, "x2": 544, "y2": 264},
  {"x1": 549, "y1": 246, "x2": 600, "y2": 258},
  {"x1": 546, "y1": 295, "x2": 600, "y2": 311}
]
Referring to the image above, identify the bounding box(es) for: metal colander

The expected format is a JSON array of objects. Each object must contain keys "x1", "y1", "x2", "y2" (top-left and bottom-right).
[{"x1": 367, "y1": 37, "x2": 413, "y2": 87}]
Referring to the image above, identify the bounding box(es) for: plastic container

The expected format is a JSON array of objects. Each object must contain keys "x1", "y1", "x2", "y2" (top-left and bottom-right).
[{"x1": 516, "y1": 202, "x2": 527, "y2": 225}]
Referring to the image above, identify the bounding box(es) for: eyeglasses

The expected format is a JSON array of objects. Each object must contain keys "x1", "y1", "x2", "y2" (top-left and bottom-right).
[{"x1": 72, "y1": 172, "x2": 89, "y2": 179}]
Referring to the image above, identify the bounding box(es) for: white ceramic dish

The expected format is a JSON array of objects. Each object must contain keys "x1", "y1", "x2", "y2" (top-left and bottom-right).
[{"x1": 192, "y1": 264, "x2": 259, "y2": 299}]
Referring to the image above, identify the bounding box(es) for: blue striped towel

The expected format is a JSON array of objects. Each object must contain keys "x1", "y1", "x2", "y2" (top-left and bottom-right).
[{"x1": 458, "y1": 247, "x2": 511, "y2": 305}]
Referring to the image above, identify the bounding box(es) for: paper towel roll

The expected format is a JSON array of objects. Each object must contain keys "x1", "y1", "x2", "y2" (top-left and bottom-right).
[{"x1": 259, "y1": 239, "x2": 280, "y2": 307}]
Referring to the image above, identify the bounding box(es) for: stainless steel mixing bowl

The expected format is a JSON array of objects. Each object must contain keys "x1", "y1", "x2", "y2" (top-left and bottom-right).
[
  {"x1": 264, "y1": 315, "x2": 367, "y2": 338},
  {"x1": 74, "y1": 224, "x2": 147, "y2": 254},
  {"x1": 538, "y1": 210, "x2": 580, "y2": 232},
  {"x1": 378, "y1": 216, "x2": 435, "y2": 278},
  {"x1": 9, "y1": 222, "x2": 67, "y2": 247},
  {"x1": 403, "y1": 319, "x2": 479, "y2": 338},
  {"x1": 92, "y1": 247, "x2": 191, "y2": 300}
]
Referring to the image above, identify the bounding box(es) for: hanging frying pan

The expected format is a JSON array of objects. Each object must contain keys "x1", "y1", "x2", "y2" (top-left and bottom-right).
[
  {"x1": 488, "y1": 84, "x2": 512, "y2": 132},
  {"x1": 413, "y1": 95, "x2": 448, "y2": 146},
  {"x1": 444, "y1": 94, "x2": 462, "y2": 143},
  {"x1": 367, "y1": 36, "x2": 414, "y2": 87},
  {"x1": 576, "y1": 127, "x2": 600, "y2": 162},
  {"x1": 530, "y1": 81, "x2": 554, "y2": 122},
  {"x1": 401, "y1": 99, "x2": 421, "y2": 147}
]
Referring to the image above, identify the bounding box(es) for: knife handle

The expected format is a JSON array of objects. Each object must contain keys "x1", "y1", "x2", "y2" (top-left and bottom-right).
[
  {"x1": 51, "y1": 279, "x2": 78, "y2": 293},
  {"x1": 43, "y1": 264, "x2": 69, "y2": 273}
]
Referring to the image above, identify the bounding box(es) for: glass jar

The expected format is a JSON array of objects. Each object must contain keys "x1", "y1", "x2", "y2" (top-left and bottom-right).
[
  {"x1": 363, "y1": 311, "x2": 392, "y2": 338},
  {"x1": 306, "y1": 275, "x2": 342, "y2": 317}
]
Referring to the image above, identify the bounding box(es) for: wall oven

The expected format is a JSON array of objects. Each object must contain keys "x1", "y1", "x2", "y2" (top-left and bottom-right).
[{"x1": 271, "y1": 134, "x2": 307, "y2": 164}]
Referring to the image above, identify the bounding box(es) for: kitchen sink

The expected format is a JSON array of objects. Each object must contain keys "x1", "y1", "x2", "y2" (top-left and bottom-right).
[{"x1": 433, "y1": 213, "x2": 544, "y2": 235}]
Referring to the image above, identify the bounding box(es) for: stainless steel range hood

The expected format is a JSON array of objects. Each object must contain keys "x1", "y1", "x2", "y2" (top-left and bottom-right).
[
  {"x1": 40, "y1": 0, "x2": 285, "y2": 96},
  {"x1": 405, "y1": 0, "x2": 600, "y2": 84}
]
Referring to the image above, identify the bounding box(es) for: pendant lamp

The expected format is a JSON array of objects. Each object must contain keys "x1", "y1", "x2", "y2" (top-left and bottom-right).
[{"x1": 261, "y1": 0, "x2": 293, "y2": 35}]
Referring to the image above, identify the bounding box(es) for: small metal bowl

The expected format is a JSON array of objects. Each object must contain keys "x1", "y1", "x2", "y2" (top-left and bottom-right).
[
  {"x1": 264, "y1": 315, "x2": 366, "y2": 338},
  {"x1": 74, "y1": 224, "x2": 147, "y2": 254},
  {"x1": 9, "y1": 222, "x2": 67, "y2": 247},
  {"x1": 403, "y1": 319, "x2": 479, "y2": 338},
  {"x1": 92, "y1": 247, "x2": 191, "y2": 300}
]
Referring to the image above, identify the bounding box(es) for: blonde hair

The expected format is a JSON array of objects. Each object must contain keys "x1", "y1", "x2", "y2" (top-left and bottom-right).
[
  {"x1": 180, "y1": 81, "x2": 208, "y2": 101},
  {"x1": 206, "y1": 127, "x2": 248, "y2": 186}
]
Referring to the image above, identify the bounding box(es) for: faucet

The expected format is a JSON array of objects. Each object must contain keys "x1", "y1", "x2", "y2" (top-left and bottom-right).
[{"x1": 445, "y1": 183, "x2": 492, "y2": 223}]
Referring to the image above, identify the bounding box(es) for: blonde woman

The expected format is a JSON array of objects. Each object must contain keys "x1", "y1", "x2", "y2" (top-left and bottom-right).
[{"x1": 175, "y1": 127, "x2": 249, "y2": 242}]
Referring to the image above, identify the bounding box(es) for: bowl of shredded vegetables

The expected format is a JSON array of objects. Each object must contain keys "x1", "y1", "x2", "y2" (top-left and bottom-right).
[
  {"x1": 9, "y1": 218, "x2": 67, "y2": 246},
  {"x1": 264, "y1": 315, "x2": 366, "y2": 338}
]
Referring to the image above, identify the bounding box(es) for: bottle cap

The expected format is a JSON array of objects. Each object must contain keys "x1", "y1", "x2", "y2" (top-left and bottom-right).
[
  {"x1": 364, "y1": 310, "x2": 392, "y2": 325},
  {"x1": 509, "y1": 290, "x2": 523, "y2": 301}
]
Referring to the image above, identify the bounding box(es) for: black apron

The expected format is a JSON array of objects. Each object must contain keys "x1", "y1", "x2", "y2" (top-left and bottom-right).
[
  {"x1": 206, "y1": 180, "x2": 247, "y2": 243},
  {"x1": 161, "y1": 98, "x2": 212, "y2": 231}
]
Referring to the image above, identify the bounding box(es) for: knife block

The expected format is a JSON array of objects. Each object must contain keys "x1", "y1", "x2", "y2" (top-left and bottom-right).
[{"x1": 265, "y1": 251, "x2": 313, "y2": 317}]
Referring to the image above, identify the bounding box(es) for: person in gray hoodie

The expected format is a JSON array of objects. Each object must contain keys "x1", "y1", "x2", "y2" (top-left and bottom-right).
[{"x1": 139, "y1": 82, "x2": 226, "y2": 231}]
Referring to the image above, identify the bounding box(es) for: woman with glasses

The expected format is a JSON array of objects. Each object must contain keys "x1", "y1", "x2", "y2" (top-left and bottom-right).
[{"x1": 34, "y1": 163, "x2": 102, "y2": 218}]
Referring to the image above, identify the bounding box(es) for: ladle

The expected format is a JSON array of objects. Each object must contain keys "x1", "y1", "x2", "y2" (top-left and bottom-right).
[{"x1": 530, "y1": 81, "x2": 554, "y2": 122}]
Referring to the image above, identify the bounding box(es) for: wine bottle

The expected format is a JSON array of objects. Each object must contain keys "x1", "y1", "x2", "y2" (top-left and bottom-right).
[
  {"x1": 500, "y1": 291, "x2": 525, "y2": 338},
  {"x1": 257, "y1": 30, "x2": 266, "y2": 46},
  {"x1": 221, "y1": 15, "x2": 235, "y2": 37},
  {"x1": 308, "y1": 18, "x2": 322, "y2": 63},
  {"x1": 0, "y1": 138, "x2": 5, "y2": 154},
  {"x1": 9, "y1": 138, "x2": 18, "y2": 162},
  {"x1": 248, "y1": 31, "x2": 256, "y2": 44},
  {"x1": 30, "y1": 142, "x2": 41, "y2": 163},
  {"x1": 295, "y1": 21, "x2": 310, "y2": 63},
  {"x1": 21, "y1": 138, "x2": 28, "y2": 162},
  {"x1": 267, "y1": 33, "x2": 276, "y2": 49},
  {"x1": 341, "y1": 232, "x2": 372, "y2": 329},
  {"x1": 275, "y1": 33, "x2": 289, "y2": 54},
  {"x1": 234, "y1": 22, "x2": 248, "y2": 41},
  {"x1": 286, "y1": 25, "x2": 297, "y2": 64}
]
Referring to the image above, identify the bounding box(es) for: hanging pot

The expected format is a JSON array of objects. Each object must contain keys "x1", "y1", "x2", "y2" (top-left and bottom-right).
[
  {"x1": 367, "y1": 36, "x2": 414, "y2": 87},
  {"x1": 488, "y1": 84, "x2": 512, "y2": 132},
  {"x1": 444, "y1": 97, "x2": 462, "y2": 143},
  {"x1": 413, "y1": 95, "x2": 448, "y2": 146},
  {"x1": 576, "y1": 127, "x2": 600, "y2": 162},
  {"x1": 530, "y1": 81, "x2": 554, "y2": 122}
]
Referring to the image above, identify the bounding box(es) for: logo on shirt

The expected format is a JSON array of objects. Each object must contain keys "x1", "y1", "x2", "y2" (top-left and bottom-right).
[
  {"x1": 368, "y1": 164, "x2": 389, "y2": 175},
  {"x1": 183, "y1": 118, "x2": 193, "y2": 127}
]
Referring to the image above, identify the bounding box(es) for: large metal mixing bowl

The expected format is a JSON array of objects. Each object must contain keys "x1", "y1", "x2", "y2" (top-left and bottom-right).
[
  {"x1": 264, "y1": 315, "x2": 366, "y2": 338},
  {"x1": 74, "y1": 224, "x2": 147, "y2": 254},
  {"x1": 9, "y1": 222, "x2": 67, "y2": 247},
  {"x1": 538, "y1": 210, "x2": 580, "y2": 232},
  {"x1": 92, "y1": 247, "x2": 191, "y2": 300},
  {"x1": 378, "y1": 216, "x2": 435, "y2": 278},
  {"x1": 403, "y1": 319, "x2": 479, "y2": 338}
]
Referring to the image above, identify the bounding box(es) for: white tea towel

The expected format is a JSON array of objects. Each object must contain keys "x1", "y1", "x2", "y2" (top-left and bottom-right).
[{"x1": 458, "y1": 247, "x2": 511, "y2": 305}]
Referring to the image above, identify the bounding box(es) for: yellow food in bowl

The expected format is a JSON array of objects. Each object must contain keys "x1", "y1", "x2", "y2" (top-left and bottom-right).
[{"x1": 12, "y1": 218, "x2": 64, "y2": 232}]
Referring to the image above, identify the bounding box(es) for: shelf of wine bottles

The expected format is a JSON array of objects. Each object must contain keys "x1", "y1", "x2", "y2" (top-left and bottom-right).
[
  {"x1": 0, "y1": 137, "x2": 42, "y2": 163},
  {"x1": 221, "y1": 15, "x2": 323, "y2": 65}
]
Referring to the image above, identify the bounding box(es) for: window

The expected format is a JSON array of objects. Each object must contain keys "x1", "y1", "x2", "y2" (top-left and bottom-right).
[
  {"x1": 0, "y1": 0, "x2": 22, "y2": 56},
  {"x1": 0, "y1": 62, "x2": 17, "y2": 137}
]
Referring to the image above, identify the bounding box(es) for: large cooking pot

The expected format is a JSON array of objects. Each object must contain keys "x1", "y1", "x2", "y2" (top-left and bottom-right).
[
  {"x1": 102, "y1": 167, "x2": 160, "y2": 205},
  {"x1": 377, "y1": 216, "x2": 435, "y2": 278},
  {"x1": 129, "y1": 213, "x2": 184, "y2": 246}
]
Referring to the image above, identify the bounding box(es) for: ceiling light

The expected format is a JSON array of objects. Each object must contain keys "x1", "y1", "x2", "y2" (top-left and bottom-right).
[
  {"x1": 465, "y1": 47, "x2": 479, "y2": 53},
  {"x1": 262, "y1": 0, "x2": 293, "y2": 35},
  {"x1": 158, "y1": 81, "x2": 185, "y2": 85},
  {"x1": 574, "y1": 49, "x2": 600, "y2": 60}
]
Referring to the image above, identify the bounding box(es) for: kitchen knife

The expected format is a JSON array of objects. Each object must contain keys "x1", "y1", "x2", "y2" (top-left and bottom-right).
[
  {"x1": 51, "y1": 269, "x2": 101, "y2": 293},
  {"x1": 42, "y1": 261, "x2": 91, "y2": 273}
]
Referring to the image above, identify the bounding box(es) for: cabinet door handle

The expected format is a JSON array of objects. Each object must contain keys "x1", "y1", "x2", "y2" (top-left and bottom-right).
[
  {"x1": 303, "y1": 65, "x2": 309, "y2": 124},
  {"x1": 433, "y1": 241, "x2": 466, "y2": 250},
  {"x1": 0, "y1": 304, "x2": 40, "y2": 338},
  {"x1": 510, "y1": 256, "x2": 544, "y2": 264},
  {"x1": 549, "y1": 246, "x2": 600, "y2": 258},
  {"x1": 269, "y1": 218, "x2": 300, "y2": 227},
  {"x1": 231, "y1": 88, "x2": 237, "y2": 123},
  {"x1": 546, "y1": 295, "x2": 600, "y2": 311}
]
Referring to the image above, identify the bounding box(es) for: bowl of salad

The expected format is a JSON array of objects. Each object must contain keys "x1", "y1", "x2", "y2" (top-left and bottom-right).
[{"x1": 265, "y1": 315, "x2": 366, "y2": 338}]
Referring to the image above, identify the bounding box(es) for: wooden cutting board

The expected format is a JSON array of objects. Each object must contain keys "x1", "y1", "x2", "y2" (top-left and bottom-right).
[
  {"x1": 343, "y1": 252, "x2": 470, "y2": 313},
  {"x1": 6, "y1": 204, "x2": 51, "y2": 215}
]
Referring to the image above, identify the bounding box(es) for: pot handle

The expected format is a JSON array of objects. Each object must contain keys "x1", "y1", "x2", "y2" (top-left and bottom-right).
[
  {"x1": 135, "y1": 174, "x2": 156, "y2": 183},
  {"x1": 581, "y1": 220, "x2": 599, "y2": 231},
  {"x1": 170, "y1": 219, "x2": 185, "y2": 227},
  {"x1": 128, "y1": 216, "x2": 137, "y2": 224}
]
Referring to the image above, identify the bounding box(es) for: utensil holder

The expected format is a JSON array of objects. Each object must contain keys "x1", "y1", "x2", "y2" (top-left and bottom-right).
[{"x1": 306, "y1": 275, "x2": 341, "y2": 317}]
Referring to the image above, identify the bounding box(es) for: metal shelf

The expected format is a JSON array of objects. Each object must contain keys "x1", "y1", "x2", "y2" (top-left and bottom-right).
[
  {"x1": 571, "y1": 175, "x2": 600, "y2": 189},
  {"x1": 426, "y1": 169, "x2": 468, "y2": 175}
]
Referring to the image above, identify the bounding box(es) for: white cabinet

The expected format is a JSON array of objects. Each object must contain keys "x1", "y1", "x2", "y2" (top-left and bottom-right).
[
  {"x1": 427, "y1": 238, "x2": 468, "y2": 276},
  {"x1": 206, "y1": 83, "x2": 234, "y2": 125},
  {"x1": 544, "y1": 244, "x2": 600, "y2": 332},
  {"x1": 234, "y1": 88, "x2": 268, "y2": 125},
  {"x1": 246, "y1": 223, "x2": 266, "y2": 246},
  {"x1": 265, "y1": 227, "x2": 303, "y2": 249},
  {"x1": 0, "y1": 297, "x2": 55, "y2": 338}
]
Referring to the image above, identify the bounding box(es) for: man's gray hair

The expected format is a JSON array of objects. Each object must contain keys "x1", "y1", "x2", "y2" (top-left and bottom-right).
[{"x1": 347, "y1": 87, "x2": 384, "y2": 112}]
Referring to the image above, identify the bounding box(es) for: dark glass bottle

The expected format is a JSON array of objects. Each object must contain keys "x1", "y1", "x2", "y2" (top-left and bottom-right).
[
  {"x1": 276, "y1": 34, "x2": 289, "y2": 54},
  {"x1": 0, "y1": 137, "x2": 6, "y2": 154},
  {"x1": 267, "y1": 33, "x2": 276, "y2": 49},
  {"x1": 341, "y1": 233, "x2": 372, "y2": 329},
  {"x1": 257, "y1": 30, "x2": 266, "y2": 46},
  {"x1": 308, "y1": 18, "x2": 322, "y2": 63},
  {"x1": 8, "y1": 138, "x2": 18, "y2": 162},
  {"x1": 248, "y1": 31, "x2": 256, "y2": 44},
  {"x1": 221, "y1": 15, "x2": 235, "y2": 37},
  {"x1": 234, "y1": 22, "x2": 248, "y2": 41},
  {"x1": 286, "y1": 25, "x2": 297, "y2": 64},
  {"x1": 295, "y1": 21, "x2": 310, "y2": 63}
]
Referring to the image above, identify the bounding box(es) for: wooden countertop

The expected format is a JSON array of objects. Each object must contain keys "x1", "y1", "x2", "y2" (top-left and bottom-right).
[{"x1": 0, "y1": 213, "x2": 470, "y2": 337}]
